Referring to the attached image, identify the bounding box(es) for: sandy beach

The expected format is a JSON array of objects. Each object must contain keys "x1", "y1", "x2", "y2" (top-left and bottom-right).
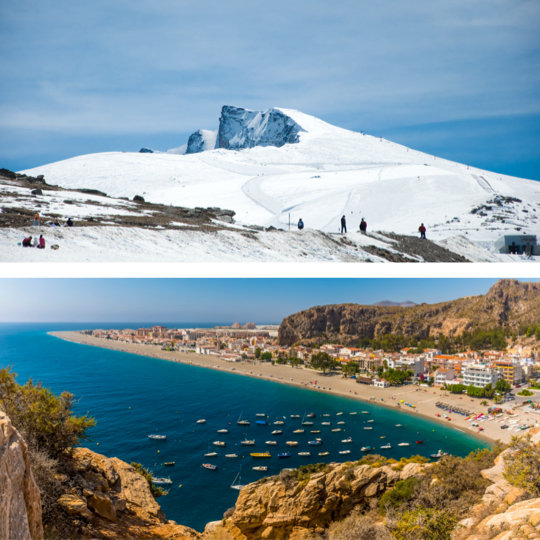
[{"x1": 51, "y1": 331, "x2": 540, "y2": 446}]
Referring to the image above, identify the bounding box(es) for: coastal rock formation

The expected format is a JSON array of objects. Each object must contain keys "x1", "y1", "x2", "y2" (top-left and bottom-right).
[
  {"x1": 454, "y1": 447, "x2": 540, "y2": 540},
  {"x1": 278, "y1": 279, "x2": 540, "y2": 346},
  {"x1": 0, "y1": 411, "x2": 44, "y2": 540},
  {"x1": 213, "y1": 461, "x2": 428, "y2": 540},
  {"x1": 60, "y1": 447, "x2": 201, "y2": 539},
  {"x1": 216, "y1": 106, "x2": 305, "y2": 150}
]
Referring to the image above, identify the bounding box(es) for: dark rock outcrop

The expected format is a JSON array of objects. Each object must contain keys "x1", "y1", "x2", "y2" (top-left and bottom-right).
[
  {"x1": 186, "y1": 129, "x2": 218, "y2": 154},
  {"x1": 139, "y1": 148, "x2": 153, "y2": 153},
  {"x1": 216, "y1": 106, "x2": 305, "y2": 151}
]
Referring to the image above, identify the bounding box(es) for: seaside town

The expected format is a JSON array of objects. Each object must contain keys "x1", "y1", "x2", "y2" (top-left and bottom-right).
[{"x1": 82, "y1": 324, "x2": 539, "y2": 394}]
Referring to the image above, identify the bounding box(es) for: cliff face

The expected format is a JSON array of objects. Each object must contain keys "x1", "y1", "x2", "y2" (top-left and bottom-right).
[
  {"x1": 0, "y1": 411, "x2": 44, "y2": 540},
  {"x1": 207, "y1": 461, "x2": 428, "y2": 540},
  {"x1": 216, "y1": 106, "x2": 305, "y2": 151},
  {"x1": 278, "y1": 279, "x2": 540, "y2": 346}
]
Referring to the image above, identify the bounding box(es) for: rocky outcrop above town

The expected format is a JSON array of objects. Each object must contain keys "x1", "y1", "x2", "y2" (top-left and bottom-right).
[
  {"x1": 0, "y1": 411, "x2": 44, "y2": 540},
  {"x1": 206, "y1": 461, "x2": 428, "y2": 540},
  {"x1": 278, "y1": 279, "x2": 540, "y2": 346}
]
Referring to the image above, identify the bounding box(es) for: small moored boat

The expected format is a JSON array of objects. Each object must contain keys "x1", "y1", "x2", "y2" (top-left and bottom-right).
[
  {"x1": 318, "y1": 451, "x2": 329, "y2": 456},
  {"x1": 430, "y1": 450, "x2": 448, "y2": 459},
  {"x1": 293, "y1": 429, "x2": 305, "y2": 433},
  {"x1": 339, "y1": 450, "x2": 351, "y2": 454},
  {"x1": 164, "y1": 462, "x2": 175, "y2": 466},
  {"x1": 148, "y1": 434, "x2": 166, "y2": 440},
  {"x1": 256, "y1": 413, "x2": 266, "y2": 417},
  {"x1": 398, "y1": 443, "x2": 409, "y2": 447},
  {"x1": 306, "y1": 413, "x2": 316, "y2": 418},
  {"x1": 278, "y1": 452, "x2": 291, "y2": 458},
  {"x1": 381, "y1": 444, "x2": 392, "y2": 449},
  {"x1": 272, "y1": 430, "x2": 283, "y2": 435},
  {"x1": 256, "y1": 420, "x2": 268, "y2": 425},
  {"x1": 299, "y1": 452, "x2": 311, "y2": 456},
  {"x1": 241, "y1": 440, "x2": 255, "y2": 445},
  {"x1": 290, "y1": 415, "x2": 301, "y2": 418},
  {"x1": 152, "y1": 476, "x2": 172, "y2": 484},
  {"x1": 217, "y1": 429, "x2": 229, "y2": 433},
  {"x1": 196, "y1": 419, "x2": 206, "y2": 424},
  {"x1": 308, "y1": 439, "x2": 323, "y2": 445},
  {"x1": 361, "y1": 446, "x2": 371, "y2": 452},
  {"x1": 364, "y1": 427, "x2": 372, "y2": 430},
  {"x1": 251, "y1": 452, "x2": 271, "y2": 458},
  {"x1": 213, "y1": 441, "x2": 226, "y2": 447},
  {"x1": 253, "y1": 466, "x2": 268, "y2": 471},
  {"x1": 416, "y1": 440, "x2": 424, "y2": 444},
  {"x1": 226, "y1": 453, "x2": 238, "y2": 458},
  {"x1": 286, "y1": 441, "x2": 299, "y2": 446},
  {"x1": 266, "y1": 440, "x2": 278, "y2": 445},
  {"x1": 341, "y1": 437, "x2": 353, "y2": 443},
  {"x1": 332, "y1": 428, "x2": 341, "y2": 432},
  {"x1": 202, "y1": 463, "x2": 217, "y2": 470}
]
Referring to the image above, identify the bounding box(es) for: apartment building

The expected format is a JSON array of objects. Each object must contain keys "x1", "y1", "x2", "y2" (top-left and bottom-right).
[
  {"x1": 493, "y1": 361, "x2": 524, "y2": 385},
  {"x1": 462, "y1": 365, "x2": 502, "y2": 388}
]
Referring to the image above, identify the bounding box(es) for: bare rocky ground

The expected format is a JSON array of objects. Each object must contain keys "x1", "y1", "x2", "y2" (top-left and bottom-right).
[{"x1": 1, "y1": 168, "x2": 472, "y2": 262}]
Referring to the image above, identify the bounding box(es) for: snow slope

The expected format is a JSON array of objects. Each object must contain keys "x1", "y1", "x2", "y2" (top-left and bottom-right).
[{"x1": 21, "y1": 106, "x2": 540, "y2": 254}]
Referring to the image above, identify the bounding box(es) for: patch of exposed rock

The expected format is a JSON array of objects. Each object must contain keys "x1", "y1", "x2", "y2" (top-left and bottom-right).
[
  {"x1": 453, "y1": 446, "x2": 540, "y2": 540},
  {"x1": 208, "y1": 461, "x2": 428, "y2": 540},
  {"x1": 56, "y1": 447, "x2": 201, "y2": 539},
  {"x1": 278, "y1": 279, "x2": 540, "y2": 346},
  {"x1": 0, "y1": 411, "x2": 44, "y2": 540}
]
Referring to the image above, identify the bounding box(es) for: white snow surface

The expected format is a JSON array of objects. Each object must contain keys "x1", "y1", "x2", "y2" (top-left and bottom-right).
[{"x1": 21, "y1": 107, "x2": 540, "y2": 253}]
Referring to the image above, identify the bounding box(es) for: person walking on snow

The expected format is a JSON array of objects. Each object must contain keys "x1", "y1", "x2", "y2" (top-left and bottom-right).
[
  {"x1": 297, "y1": 218, "x2": 304, "y2": 230},
  {"x1": 341, "y1": 215, "x2": 347, "y2": 234},
  {"x1": 419, "y1": 223, "x2": 426, "y2": 239},
  {"x1": 359, "y1": 218, "x2": 367, "y2": 234}
]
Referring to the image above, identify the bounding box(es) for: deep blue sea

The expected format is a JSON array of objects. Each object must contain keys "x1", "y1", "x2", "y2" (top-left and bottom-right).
[{"x1": 0, "y1": 323, "x2": 489, "y2": 532}]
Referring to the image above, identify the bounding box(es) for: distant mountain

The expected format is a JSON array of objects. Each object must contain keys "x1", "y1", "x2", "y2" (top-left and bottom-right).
[
  {"x1": 373, "y1": 300, "x2": 417, "y2": 307},
  {"x1": 278, "y1": 280, "x2": 540, "y2": 346},
  {"x1": 21, "y1": 105, "x2": 540, "y2": 257}
]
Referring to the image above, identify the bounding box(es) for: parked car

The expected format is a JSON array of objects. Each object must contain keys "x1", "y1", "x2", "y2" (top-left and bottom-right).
[{"x1": 500, "y1": 425, "x2": 509, "y2": 429}]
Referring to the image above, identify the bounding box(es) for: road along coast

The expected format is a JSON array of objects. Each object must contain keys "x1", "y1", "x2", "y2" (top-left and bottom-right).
[{"x1": 51, "y1": 331, "x2": 539, "y2": 446}]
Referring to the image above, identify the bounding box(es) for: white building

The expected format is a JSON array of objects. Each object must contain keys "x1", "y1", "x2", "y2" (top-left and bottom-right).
[
  {"x1": 462, "y1": 365, "x2": 502, "y2": 388},
  {"x1": 374, "y1": 378, "x2": 390, "y2": 388},
  {"x1": 434, "y1": 367, "x2": 455, "y2": 386}
]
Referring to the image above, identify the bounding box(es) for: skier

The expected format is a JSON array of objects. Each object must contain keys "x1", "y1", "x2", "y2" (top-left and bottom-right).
[
  {"x1": 341, "y1": 215, "x2": 347, "y2": 234},
  {"x1": 297, "y1": 218, "x2": 304, "y2": 230},
  {"x1": 359, "y1": 218, "x2": 367, "y2": 234},
  {"x1": 419, "y1": 223, "x2": 426, "y2": 240}
]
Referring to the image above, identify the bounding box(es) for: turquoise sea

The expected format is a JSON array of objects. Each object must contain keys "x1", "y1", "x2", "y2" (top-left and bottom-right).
[{"x1": 0, "y1": 323, "x2": 489, "y2": 532}]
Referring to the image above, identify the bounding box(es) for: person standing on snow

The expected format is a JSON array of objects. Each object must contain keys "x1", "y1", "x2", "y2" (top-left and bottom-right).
[
  {"x1": 33, "y1": 213, "x2": 41, "y2": 227},
  {"x1": 359, "y1": 218, "x2": 367, "y2": 234},
  {"x1": 419, "y1": 223, "x2": 426, "y2": 239},
  {"x1": 298, "y1": 218, "x2": 304, "y2": 230},
  {"x1": 341, "y1": 215, "x2": 347, "y2": 234}
]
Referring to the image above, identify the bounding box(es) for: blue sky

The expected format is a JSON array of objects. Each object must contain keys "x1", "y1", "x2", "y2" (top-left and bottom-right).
[
  {"x1": 1, "y1": 0, "x2": 539, "y2": 179},
  {"x1": 1, "y1": 278, "x2": 538, "y2": 323}
]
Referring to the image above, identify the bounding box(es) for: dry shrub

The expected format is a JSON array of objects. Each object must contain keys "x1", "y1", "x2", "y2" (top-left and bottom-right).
[
  {"x1": 279, "y1": 469, "x2": 296, "y2": 489},
  {"x1": 28, "y1": 448, "x2": 63, "y2": 524},
  {"x1": 222, "y1": 506, "x2": 235, "y2": 520},
  {"x1": 327, "y1": 510, "x2": 392, "y2": 540}
]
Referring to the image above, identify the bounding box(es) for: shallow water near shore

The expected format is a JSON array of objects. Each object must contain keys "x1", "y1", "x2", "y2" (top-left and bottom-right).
[{"x1": 0, "y1": 323, "x2": 489, "y2": 532}]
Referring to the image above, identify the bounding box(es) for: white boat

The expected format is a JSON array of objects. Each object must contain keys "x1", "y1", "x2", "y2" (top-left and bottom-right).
[
  {"x1": 256, "y1": 413, "x2": 266, "y2": 417},
  {"x1": 217, "y1": 429, "x2": 229, "y2": 433},
  {"x1": 337, "y1": 421, "x2": 345, "y2": 425},
  {"x1": 361, "y1": 411, "x2": 369, "y2": 414},
  {"x1": 302, "y1": 421, "x2": 314, "y2": 426},
  {"x1": 341, "y1": 437, "x2": 353, "y2": 443},
  {"x1": 430, "y1": 450, "x2": 448, "y2": 459},
  {"x1": 323, "y1": 414, "x2": 331, "y2": 417},
  {"x1": 241, "y1": 440, "x2": 255, "y2": 445},
  {"x1": 361, "y1": 446, "x2": 371, "y2": 452},
  {"x1": 253, "y1": 466, "x2": 268, "y2": 471},
  {"x1": 332, "y1": 428, "x2": 341, "y2": 432},
  {"x1": 311, "y1": 430, "x2": 321, "y2": 433},
  {"x1": 364, "y1": 427, "x2": 372, "y2": 430},
  {"x1": 204, "y1": 451, "x2": 218, "y2": 457},
  {"x1": 231, "y1": 470, "x2": 245, "y2": 491},
  {"x1": 336, "y1": 412, "x2": 343, "y2": 416},
  {"x1": 202, "y1": 463, "x2": 217, "y2": 470},
  {"x1": 213, "y1": 441, "x2": 226, "y2": 447},
  {"x1": 396, "y1": 424, "x2": 402, "y2": 427},
  {"x1": 290, "y1": 414, "x2": 301, "y2": 418},
  {"x1": 148, "y1": 434, "x2": 166, "y2": 440},
  {"x1": 151, "y1": 476, "x2": 172, "y2": 484},
  {"x1": 308, "y1": 438, "x2": 323, "y2": 445},
  {"x1": 339, "y1": 450, "x2": 351, "y2": 454},
  {"x1": 367, "y1": 420, "x2": 374, "y2": 423},
  {"x1": 350, "y1": 412, "x2": 357, "y2": 415},
  {"x1": 226, "y1": 453, "x2": 238, "y2": 458},
  {"x1": 381, "y1": 444, "x2": 392, "y2": 449},
  {"x1": 196, "y1": 419, "x2": 206, "y2": 424},
  {"x1": 266, "y1": 441, "x2": 278, "y2": 445},
  {"x1": 272, "y1": 430, "x2": 283, "y2": 435},
  {"x1": 398, "y1": 443, "x2": 410, "y2": 447},
  {"x1": 237, "y1": 411, "x2": 250, "y2": 426},
  {"x1": 319, "y1": 451, "x2": 329, "y2": 456},
  {"x1": 322, "y1": 422, "x2": 331, "y2": 426},
  {"x1": 274, "y1": 421, "x2": 284, "y2": 425},
  {"x1": 293, "y1": 429, "x2": 305, "y2": 433},
  {"x1": 299, "y1": 452, "x2": 311, "y2": 456},
  {"x1": 286, "y1": 441, "x2": 299, "y2": 446}
]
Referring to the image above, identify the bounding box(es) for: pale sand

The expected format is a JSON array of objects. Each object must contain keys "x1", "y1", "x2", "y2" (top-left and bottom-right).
[{"x1": 50, "y1": 331, "x2": 540, "y2": 446}]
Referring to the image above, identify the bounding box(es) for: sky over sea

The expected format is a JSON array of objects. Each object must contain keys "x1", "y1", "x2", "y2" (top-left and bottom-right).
[
  {"x1": 2, "y1": 278, "x2": 540, "y2": 323},
  {"x1": 1, "y1": 0, "x2": 539, "y2": 179}
]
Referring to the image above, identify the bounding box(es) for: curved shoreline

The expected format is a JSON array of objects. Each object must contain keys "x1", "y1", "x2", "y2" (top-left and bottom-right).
[{"x1": 49, "y1": 330, "x2": 530, "y2": 446}]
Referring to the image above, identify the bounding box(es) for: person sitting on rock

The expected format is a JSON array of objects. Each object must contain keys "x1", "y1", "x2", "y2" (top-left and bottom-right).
[
  {"x1": 22, "y1": 236, "x2": 32, "y2": 247},
  {"x1": 419, "y1": 223, "x2": 426, "y2": 239},
  {"x1": 297, "y1": 218, "x2": 304, "y2": 230},
  {"x1": 37, "y1": 235, "x2": 45, "y2": 249}
]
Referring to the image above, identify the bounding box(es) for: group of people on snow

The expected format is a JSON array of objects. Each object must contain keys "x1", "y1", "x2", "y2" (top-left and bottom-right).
[
  {"x1": 32, "y1": 213, "x2": 74, "y2": 228},
  {"x1": 296, "y1": 215, "x2": 427, "y2": 239},
  {"x1": 22, "y1": 235, "x2": 46, "y2": 249}
]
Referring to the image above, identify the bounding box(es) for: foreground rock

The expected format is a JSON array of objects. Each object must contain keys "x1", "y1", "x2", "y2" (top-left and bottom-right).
[
  {"x1": 0, "y1": 411, "x2": 44, "y2": 540},
  {"x1": 211, "y1": 461, "x2": 427, "y2": 540}
]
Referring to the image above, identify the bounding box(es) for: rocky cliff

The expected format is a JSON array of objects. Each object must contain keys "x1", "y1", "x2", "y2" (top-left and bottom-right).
[
  {"x1": 205, "y1": 461, "x2": 428, "y2": 540},
  {"x1": 0, "y1": 411, "x2": 44, "y2": 540},
  {"x1": 278, "y1": 279, "x2": 540, "y2": 346},
  {"x1": 186, "y1": 129, "x2": 218, "y2": 154}
]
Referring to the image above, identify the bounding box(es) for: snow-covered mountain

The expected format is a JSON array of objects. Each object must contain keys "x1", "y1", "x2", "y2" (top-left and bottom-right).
[{"x1": 21, "y1": 105, "x2": 540, "y2": 254}]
